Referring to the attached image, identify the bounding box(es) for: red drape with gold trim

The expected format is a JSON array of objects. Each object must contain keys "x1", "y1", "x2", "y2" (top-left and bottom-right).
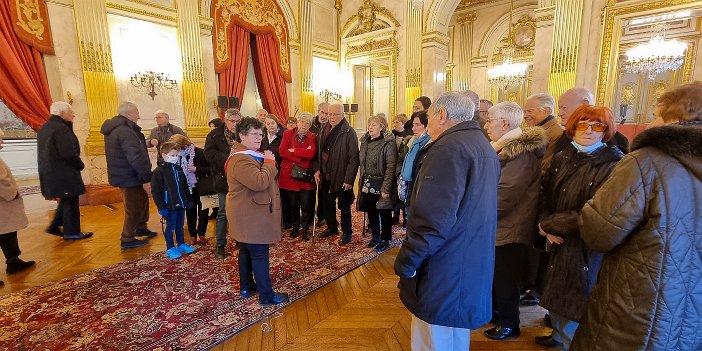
[
  {"x1": 0, "y1": 0, "x2": 52, "y2": 131},
  {"x1": 218, "y1": 25, "x2": 249, "y2": 107},
  {"x1": 251, "y1": 34, "x2": 289, "y2": 124}
]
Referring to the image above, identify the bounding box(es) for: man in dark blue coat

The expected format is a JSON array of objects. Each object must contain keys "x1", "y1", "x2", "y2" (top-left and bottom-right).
[
  {"x1": 395, "y1": 92, "x2": 500, "y2": 350},
  {"x1": 38, "y1": 102, "x2": 92, "y2": 240},
  {"x1": 101, "y1": 101, "x2": 155, "y2": 249}
]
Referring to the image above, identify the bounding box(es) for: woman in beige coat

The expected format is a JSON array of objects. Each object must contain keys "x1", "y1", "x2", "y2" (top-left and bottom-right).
[
  {"x1": 226, "y1": 118, "x2": 288, "y2": 306},
  {"x1": 0, "y1": 128, "x2": 35, "y2": 286}
]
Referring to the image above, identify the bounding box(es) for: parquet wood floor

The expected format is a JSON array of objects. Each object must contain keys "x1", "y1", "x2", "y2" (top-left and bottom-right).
[{"x1": 1, "y1": 203, "x2": 553, "y2": 350}]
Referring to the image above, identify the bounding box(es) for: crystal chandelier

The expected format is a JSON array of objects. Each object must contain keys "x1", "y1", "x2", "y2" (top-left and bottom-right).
[
  {"x1": 624, "y1": 23, "x2": 686, "y2": 80},
  {"x1": 129, "y1": 71, "x2": 177, "y2": 100},
  {"x1": 488, "y1": 0, "x2": 529, "y2": 88}
]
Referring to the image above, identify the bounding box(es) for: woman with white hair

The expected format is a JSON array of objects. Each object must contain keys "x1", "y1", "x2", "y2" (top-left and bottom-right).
[
  {"x1": 0, "y1": 128, "x2": 35, "y2": 286},
  {"x1": 278, "y1": 112, "x2": 318, "y2": 241},
  {"x1": 482, "y1": 102, "x2": 548, "y2": 340}
]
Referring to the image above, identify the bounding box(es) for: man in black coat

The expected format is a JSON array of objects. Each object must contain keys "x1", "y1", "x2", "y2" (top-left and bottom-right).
[
  {"x1": 38, "y1": 102, "x2": 92, "y2": 240},
  {"x1": 101, "y1": 101, "x2": 155, "y2": 249},
  {"x1": 309, "y1": 102, "x2": 329, "y2": 226},
  {"x1": 204, "y1": 108, "x2": 240, "y2": 259},
  {"x1": 313, "y1": 103, "x2": 359, "y2": 245},
  {"x1": 395, "y1": 92, "x2": 500, "y2": 349}
]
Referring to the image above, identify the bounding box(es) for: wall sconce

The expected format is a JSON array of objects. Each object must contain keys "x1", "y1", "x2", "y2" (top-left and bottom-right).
[{"x1": 129, "y1": 71, "x2": 177, "y2": 100}]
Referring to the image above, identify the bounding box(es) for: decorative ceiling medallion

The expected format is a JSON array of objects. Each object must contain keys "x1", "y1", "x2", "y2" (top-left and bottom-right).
[{"x1": 342, "y1": 0, "x2": 399, "y2": 38}]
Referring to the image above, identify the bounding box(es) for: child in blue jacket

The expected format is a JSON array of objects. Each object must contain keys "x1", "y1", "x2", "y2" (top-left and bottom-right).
[{"x1": 151, "y1": 142, "x2": 197, "y2": 259}]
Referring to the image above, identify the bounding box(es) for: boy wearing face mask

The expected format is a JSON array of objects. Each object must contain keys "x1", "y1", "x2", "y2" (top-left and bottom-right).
[{"x1": 151, "y1": 142, "x2": 197, "y2": 259}]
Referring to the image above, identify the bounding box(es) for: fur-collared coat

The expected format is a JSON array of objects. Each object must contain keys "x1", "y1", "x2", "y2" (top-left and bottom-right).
[
  {"x1": 571, "y1": 122, "x2": 702, "y2": 351},
  {"x1": 0, "y1": 158, "x2": 28, "y2": 235},
  {"x1": 496, "y1": 127, "x2": 547, "y2": 246}
]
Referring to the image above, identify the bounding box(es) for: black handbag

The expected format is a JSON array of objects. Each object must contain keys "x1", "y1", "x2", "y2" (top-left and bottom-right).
[{"x1": 291, "y1": 163, "x2": 314, "y2": 183}]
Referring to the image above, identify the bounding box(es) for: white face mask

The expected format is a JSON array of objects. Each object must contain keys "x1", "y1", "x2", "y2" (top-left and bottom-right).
[{"x1": 164, "y1": 155, "x2": 179, "y2": 164}]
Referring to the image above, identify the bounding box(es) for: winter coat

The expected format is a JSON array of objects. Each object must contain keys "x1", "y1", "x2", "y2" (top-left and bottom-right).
[
  {"x1": 193, "y1": 147, "x2": 215, "y2": 196},
  {"x1": 147, "y1": 123, "x2": 185, "y2": 150},
  {"x1": 261, "y1": 127, "x2": 284, "y2": 168},
  {"x1": 279, "y1": 128, "x2": 317, "y2": 191},
  {"x1": 315, "y1": 118, "x2": 359, "y2": 193},
  {"x1": 571, "y1": 122, "x2": 702, "y2": 351},
  {"x1": 495, "y1": 127, "x2": 547, "y2": 247},
  {"x1": 203, "y1": 125, "x2": 232, "y2": 193},
  {"x1": 0, "y1": 158, "x2": 28, "y2": 235},
  {"x1": 309, "y1": 116, "x2": 324, "y2": 135},
  {"x1": 394, "y1": 120, "x2": 500, "y2": 329},
  {"x1": 539, "y1": 143, "x2": 623, "y2": 322},
  {"x1": 358, "y1": 130, "x2": 398, "y2": 209},
  {"x1": 539, "y1": 115, "x2": 565, "y2": 173},
  {"x1": 37, "y1": 115, "x2": 86, "y2": 198},
  {"x1": 226, "y1": 142, "x2": 282, "y2": 245},
  {"x1": 151, "y1": 160, "x2": 191, "y2": 211},
  {"x1": 100, "y1": 115, "x2": 152, "y2": 188}
]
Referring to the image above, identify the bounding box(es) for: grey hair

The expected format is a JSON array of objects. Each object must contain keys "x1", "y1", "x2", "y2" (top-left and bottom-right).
[
  {"x1": 527, "y1": 93, "x2": 555, "y2": 114},
  {"x1": 317, "y1": 102, "x2": 329, "y2": 111},
  {"x1": 329, "y1": 102, "x2": 344, "y2": 113},
  {"x1": 564, "y1": 87, "x2": 594, "y2": 105},
  {"x1": 154, "y1": 110, "x2": 169, "y2": 119},
  {"x1": 50, "y1": 101, "x2": 72, "y2": 116},
  {"x1": 368, "y1": 114, "x2": 388, "y2": 130},
  {"x1": 297, "y1": 112, "x2": 314, "y2": 124},
  {"x1": 433, "y1": 92, "x2": 475, "y2": 122},
  {"x1": 460, "y1": 90, "x2": 480, "y2": 107},
  {"x1": 117, "y1": 101, "x2": 138, "y2": 116},
  {"x1": 225, "y1": 108, "x2": 241, "y2": 119},
  {"x1": 488, "y1": 102, "x2": 523, "y2": 129}
]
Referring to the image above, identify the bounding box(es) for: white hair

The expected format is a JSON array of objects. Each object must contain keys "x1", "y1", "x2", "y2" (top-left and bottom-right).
[
  {"x1": 460, "y1": 90, "x2": 480, "y2": 107},
  {"x1": 154, "y1": 110, "x2": 169, "y2": 119},
  {"x1": 564, "y1": 87, "x2": 594, "y2": 105},
  {"x1": 50, "y1": 101, "x2": 72, "y2": 116},
  {"x1": 488, "y1": 102, "x2": 524, "y2": 129},
  {"x1": 329, "y1": 102, "x2": 344, "y2": 113},
  {"x1": 117, "y1": 101, "x2": 138, "y2": 116},
  {"x1": 527, "y1": 93, "x2": 555, "y2": 115},
  {"x1": 433, "y1": 92, "x2": 475, "y2": 122},
  {"x1": 297, "y1": 112, "x2": 314, "y2": 124}
]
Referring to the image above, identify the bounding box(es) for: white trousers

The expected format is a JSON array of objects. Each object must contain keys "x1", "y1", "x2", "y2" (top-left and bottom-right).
[{"x1": 411, "y1": 315, "x2": 471, "y2": 351}]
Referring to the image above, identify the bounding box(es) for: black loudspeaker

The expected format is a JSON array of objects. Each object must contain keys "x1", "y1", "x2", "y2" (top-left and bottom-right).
[
  {"x1": 350, "y1": 103, "x2": 358, "y2": 113},
  {"x1": 228, "y1": 97, "x2": 240, "y2": 108},
  {"x1": 342, "y1": 103, "x2": 359, "y2": 113},
  {"x1": 217, "y1": 96, "x2": 229, "y2": 108}
]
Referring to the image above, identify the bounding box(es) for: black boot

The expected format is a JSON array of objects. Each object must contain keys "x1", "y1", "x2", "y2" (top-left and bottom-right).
[
  {"x1": 374, "y1": 240, "x2": 390, "y2": 252},
  {"x1": 339, "y1": 233, "x2": 352, "y2": 245},
  {"x1": 301, "y1": 228, "x2": 310, "y2": 241},
  {"x1": 367, "y1": 236, "x2": 380, "y2": 248},
  {"x1": 6, "y1": 258, "x2": 35, "y2": 275},
  {"x1": 290, "y1": 227, "x2": 299, "y2": 238},
  {"x1": 319, "y1": 228, "x2": 338, "y2": 238}
]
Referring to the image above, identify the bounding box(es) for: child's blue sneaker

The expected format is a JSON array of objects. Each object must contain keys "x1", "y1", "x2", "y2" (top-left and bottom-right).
[
  {"x1": 166, "y1": 247, "x2": 182, "y2": 259},
  {"x1": 177, "y1": 243, "x2": 197, "y2": 254}
]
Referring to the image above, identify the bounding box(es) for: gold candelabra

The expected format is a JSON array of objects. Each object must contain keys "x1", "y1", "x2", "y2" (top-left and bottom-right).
[{"x1": 129, "y1": 71, "x2": 177, "y2": 100}]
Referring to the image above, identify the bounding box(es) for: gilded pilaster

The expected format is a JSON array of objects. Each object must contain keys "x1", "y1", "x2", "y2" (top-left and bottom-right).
[
  {"x1": 547, "y1": 0, "x2": 586, "y2": 100},
  {"x1": 456, "y1": 13, "x2": 476, "y2": 92},
  {"x1": 73, "y1": 0, "x2": 119, "y2": 156},
  {"x1": 299, "y1": 0, "x2": 314, "y2": 112},
  {"x1": 405, "y1": 2, "x2": 422, "y2": 115},
  {"x1": 176, "y1": 0, "x2": 209, "y2": 141}
]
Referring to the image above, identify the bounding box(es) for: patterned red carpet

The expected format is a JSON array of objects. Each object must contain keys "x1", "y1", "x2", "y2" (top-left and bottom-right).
[{"x1": 0, "y1": 211, "x2": 405, "y2": 350}]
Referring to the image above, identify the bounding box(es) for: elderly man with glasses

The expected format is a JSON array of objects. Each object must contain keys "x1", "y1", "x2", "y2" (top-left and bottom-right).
[{"x1": 204, "y1": 108, "x2": 242, "y2": 259}]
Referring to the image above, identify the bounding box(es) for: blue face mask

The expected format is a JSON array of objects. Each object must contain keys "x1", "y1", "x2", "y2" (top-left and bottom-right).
[
  {"x1": 571, "y1": 140, "x2": 604, "y2": 153},
  {"x1": 164, "y1": 155, "x2": 179, "y2": 164}
]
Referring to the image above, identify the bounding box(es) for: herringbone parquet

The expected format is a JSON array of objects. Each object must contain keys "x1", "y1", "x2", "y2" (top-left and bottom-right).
[{"x1": 2, "y1": 202, "x2": 552, "y2": 350}]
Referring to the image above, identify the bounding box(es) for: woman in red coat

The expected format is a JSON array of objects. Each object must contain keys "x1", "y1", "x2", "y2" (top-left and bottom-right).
[{"x1": 279, "y1": 112, "x2": 317, "y2": 241}]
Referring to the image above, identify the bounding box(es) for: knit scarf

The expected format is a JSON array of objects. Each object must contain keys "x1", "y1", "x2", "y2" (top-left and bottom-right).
[{"x1": 401, "y1": 132, "x2": 430, "y2": 181}]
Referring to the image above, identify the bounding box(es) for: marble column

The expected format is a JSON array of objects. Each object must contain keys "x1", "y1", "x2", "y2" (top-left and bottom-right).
[
  {"x1": 456, "y1": 13, "x2": 476, "y2": 92},
  {"x1": 531, "y1": 2, "x2": 556, "y2": 94},
  {"x1": 421, "y1": 34, "x2": 450, "y2": 101}
]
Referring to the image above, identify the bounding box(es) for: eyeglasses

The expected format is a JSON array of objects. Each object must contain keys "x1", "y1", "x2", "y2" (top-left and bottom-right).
[
  {"x1": 575, "y1": 122, "x2": 607, "y2": 132},
  {"x1": 246, "y1": 132, "x2": 263, "y2": 137},
  {"x1": 485, "y1": 117, "x2": 504, "y2": 124}
]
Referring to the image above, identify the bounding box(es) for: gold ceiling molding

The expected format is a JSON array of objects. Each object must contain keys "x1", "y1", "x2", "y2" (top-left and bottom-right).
[
  {"x1": 347, "y1": 37, "x2": 396, "y2": 55},
  {"x1": 457, "y1": 12, "x2": 477, "y2": 25},
  {"x1": 535, "y1": 14, "x2": 554, "y2": 22},
  {"x1": 457, "y1": 0, "x2": 492, "y2": 10},
  {"x1": 421, "y1": 31, "x2": 450, "y2": 47},
  {"x1": 125, "y1": 0, "x2": 176, "y2": 12},
  {"x1": 105, "y1": 2, "x2": 177, "y2": 22},
  {"x1": 213, "y1": 0, "x2": 291, "y2": 82},
  {"x1": 596, "y1": 0, "x2": 699, "y2": 105},
  {"x1": 342, "y1": 0, "x2": 400, "y2": 38}
]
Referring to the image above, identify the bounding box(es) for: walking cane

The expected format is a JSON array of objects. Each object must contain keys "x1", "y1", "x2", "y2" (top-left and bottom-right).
[{"x1": 311, "y1": 179, "x2": 320, "y2": 245}]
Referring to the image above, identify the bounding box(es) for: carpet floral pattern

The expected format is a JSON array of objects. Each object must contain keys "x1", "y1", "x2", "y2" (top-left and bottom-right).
[{"x1": 0, "y1": 211, "x2": 405, "y2": 350}]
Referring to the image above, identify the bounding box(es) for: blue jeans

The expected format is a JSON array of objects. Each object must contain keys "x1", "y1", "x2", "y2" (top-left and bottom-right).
[
  {"x1": 238, "y1": 242, "x2": 274, "y2": 300},
  {"x1": 164, "y1": 209, "x2": 186, "y2": 249},
  {"x1": 550, "y1": 312, "x2": 579, "y2": 350},
  {"x1": 215, "y1": 192, "x2": 228, "y2": 248}
]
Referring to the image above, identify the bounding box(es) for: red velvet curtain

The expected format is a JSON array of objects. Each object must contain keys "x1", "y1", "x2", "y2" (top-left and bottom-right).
[
  {"x1": 218, "y1": 24, "x2": 249, "y2": 107},
  {"x1": 0, "y1": 0, "x2": 52, "y2": 131},
  {"x1": 251, "y1": 34, "x2": 289, "y2": 125}
]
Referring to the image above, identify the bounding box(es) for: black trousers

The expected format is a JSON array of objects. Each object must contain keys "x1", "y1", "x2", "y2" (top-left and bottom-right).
[
  {"x1": 280, "y1": 189, "x2": 315, "y2": 230},
  {"x1": 320, "y1": 181, "x2": 353, "y2": 235},
  {"x1": 186, "y1": 187, "x2": 209, "y2": 237},
  {"x1": 493, "y1": 243, "x2": 529, "y2": 328},
  {"x1": 316, "y1": 185, "x2": 325, "y2": 221},
  {"x1": 238, "y1": 242, "x2": 274, "y2": 300},
  {"x1": 48, "y1": 196, "x2": 80, "y2": 235},
  {"x1": 524, "y1": 246, "x2": 551, "y2": 295},
  {"x1": 0, "y1": 231, "x2": 21, "y2": 261},
  {"x1": 363, "y1": 193, "x2": 393, "y2": 240}
]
